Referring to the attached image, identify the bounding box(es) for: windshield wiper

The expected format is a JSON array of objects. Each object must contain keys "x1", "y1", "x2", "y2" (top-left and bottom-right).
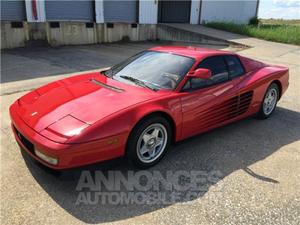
[
  {"x1": 102, "y1": 69, "x2": 113, "y2": 78},
  {"x1": 120, "y1": 75, "x2": 157, "y2": 91}
]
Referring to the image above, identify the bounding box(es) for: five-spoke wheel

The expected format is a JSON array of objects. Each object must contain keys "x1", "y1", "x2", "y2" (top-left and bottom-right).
[
  {"x1": 126, "y1": 116, "x2": 171, "y2": 168},
  {"x1": 258, "y1": 83, "x2": 279, "y2": 119},
  {"x1": 137, "y1": 123, "x2": 167, "y2": 163}
]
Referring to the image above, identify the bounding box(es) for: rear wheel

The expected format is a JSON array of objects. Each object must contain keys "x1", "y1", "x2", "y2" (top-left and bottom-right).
[
  {"x1": 257, "y1": 83, "x2": 279, "y2": 119},
  {"x1": 126, "y1": 116, "x2": 171, "y2": 168}
]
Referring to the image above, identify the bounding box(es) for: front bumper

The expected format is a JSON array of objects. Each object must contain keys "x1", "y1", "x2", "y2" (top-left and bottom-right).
[{"x1": 10, "y1": 104, "x2": 126, "y2": 170}]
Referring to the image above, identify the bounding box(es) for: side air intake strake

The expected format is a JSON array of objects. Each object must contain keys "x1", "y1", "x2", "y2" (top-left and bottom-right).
[
  {"x1": 90, "y1": 79, "x2": 124, "y2": 93},
  {"x1": 197, "y1": 91, "x2": 254, "y2": 129}
]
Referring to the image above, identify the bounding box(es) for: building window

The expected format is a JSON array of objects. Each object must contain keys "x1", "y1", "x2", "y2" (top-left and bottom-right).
[
  {"x1": 86, "y1": 23, "x2": 94, "y2": 28},
  {"x1": 49, "y1": 22, "x2": 60, "y2": 28},
  {"x1": 107, "y1": 23, "x2": 114, "y2": 28},
  {"x1": 11, "y1": 22, "x2": 23, "y2": 28}
]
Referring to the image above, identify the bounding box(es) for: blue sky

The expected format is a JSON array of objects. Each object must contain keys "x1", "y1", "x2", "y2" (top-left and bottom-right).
[{"x1": 258, "y1": 0, "x2": 300, "y2": 19}]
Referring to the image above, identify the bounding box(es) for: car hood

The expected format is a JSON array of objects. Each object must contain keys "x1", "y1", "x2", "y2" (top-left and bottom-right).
[{"x1": 16, "y1": 72, "x2": 169, "y2": 133}]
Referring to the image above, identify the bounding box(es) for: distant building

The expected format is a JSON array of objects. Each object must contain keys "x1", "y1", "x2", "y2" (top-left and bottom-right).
[{"x1": 1, "y1": 0, "x2": 259, "y2": 49}]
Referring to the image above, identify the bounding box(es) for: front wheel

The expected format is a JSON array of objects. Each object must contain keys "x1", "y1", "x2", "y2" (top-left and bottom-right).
[
  {"x1": 257, "y1": 83, "x2": 279, "y2": 119},
  {"x1": 126, "y1": 116, "x2": 171, "y2": 168}
]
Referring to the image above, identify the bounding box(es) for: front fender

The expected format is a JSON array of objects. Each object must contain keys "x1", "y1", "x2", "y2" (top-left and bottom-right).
[{"x1": 67, "y1": 95, "x2": 182, "y2": 145}]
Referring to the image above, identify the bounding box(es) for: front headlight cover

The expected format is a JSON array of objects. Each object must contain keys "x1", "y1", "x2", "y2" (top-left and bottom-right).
[
  {"x1": 34, "y1": 149, "x2": 58, "y2": 165},
  {"x1": 40, "y1": 115, "x2": 90, "y2": 143}
]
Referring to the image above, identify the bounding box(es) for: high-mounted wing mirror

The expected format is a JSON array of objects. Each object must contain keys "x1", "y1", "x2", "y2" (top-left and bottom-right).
[{"x1": 188, "y1": 68, "x2": 212, "y2": 79}]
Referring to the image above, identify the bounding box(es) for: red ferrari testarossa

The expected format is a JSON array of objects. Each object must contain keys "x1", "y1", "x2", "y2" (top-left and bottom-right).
[{"x1": 10, "y1": 46, "x2": 289, "y2": 169}]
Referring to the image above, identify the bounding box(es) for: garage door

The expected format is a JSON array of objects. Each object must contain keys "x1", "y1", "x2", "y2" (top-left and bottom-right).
[
  {"x1": 104, "y1": 0, "x2": 137, "y2": 23},
  {"x1": 45, "y1": 0, "x2": 94, "y2": 21},
  {"x1": 0, "y1": 0, "x2": 26, "y2": 21},
  {"x1": 158, "y1": 0, "x2": 191, "y2": 23}
]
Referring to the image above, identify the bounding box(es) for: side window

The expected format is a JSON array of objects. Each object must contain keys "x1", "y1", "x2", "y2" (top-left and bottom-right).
[
  {"x1": 188, "y1": 56, "x2": 229, "y2": 90},
  {"x1": 224, "y1": 55, "x2": 245, "y2": 79},
  {"x1": 183, "y1": 78, "x2": 213, "y2": 91}
]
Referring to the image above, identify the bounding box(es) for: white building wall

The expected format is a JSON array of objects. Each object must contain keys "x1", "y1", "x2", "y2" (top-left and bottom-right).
[
  {"x1": 95, "y1": 0, "x2": 104, "y2": 23},
  {"x1": 25, "y1": 0, "x2": 46, "y2": 22},
  {"x1": 139, "y1": 0, "x2": 158, "y2": 24},
  {"x1": 200, "y1": 0, "x2": 258, "y2": 24},
  {"x1": 190, "y1": 0, "x2": 201, "y2": 24}
]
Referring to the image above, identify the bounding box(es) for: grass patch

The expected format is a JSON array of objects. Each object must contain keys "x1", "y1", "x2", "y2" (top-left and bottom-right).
[
  {"x1": 260, "y1": 19, "x2": 300, "y2": 26},
  {"x1": 205, "y1": 22, "x2": 300, "y2": 45}
]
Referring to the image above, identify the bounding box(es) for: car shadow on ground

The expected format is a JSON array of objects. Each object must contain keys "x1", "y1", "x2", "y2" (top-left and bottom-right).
[{"x1": 21, "y1": 107, "x2": 300, "y2": 223}]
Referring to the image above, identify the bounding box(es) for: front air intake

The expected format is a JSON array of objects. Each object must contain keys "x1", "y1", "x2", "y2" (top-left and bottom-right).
[{"x1": 90, "y1": 79, "x2": 124, "y2": 93}]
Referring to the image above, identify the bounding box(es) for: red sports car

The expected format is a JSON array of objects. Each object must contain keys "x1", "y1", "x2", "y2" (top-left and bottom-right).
[{"x1": 10, "y1": 46, "x2": 289, "y2": 169}]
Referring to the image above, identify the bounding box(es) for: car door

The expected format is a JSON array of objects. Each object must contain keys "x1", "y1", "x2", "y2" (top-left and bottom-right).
[{"x1": 180, "y1": 55, "x2": 243, "y2": 139}]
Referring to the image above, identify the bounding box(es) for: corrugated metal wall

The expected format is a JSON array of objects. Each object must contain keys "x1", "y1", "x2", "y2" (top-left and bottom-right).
[
  {"x1": 45, "y1": 0, "x2": 94, "y2": 21},
  {"x1": 201, "y1": 0, "x2": 257, "y2": 24},
  {"x1": 0, "y1": 0, "x2": 26, "y2": 21},
  {"x1": 104, "y1": 0, "x2": 137, "y2": 23},
  {"x1": 139, "y1": 0, "x2": 158, "y2": 24}
]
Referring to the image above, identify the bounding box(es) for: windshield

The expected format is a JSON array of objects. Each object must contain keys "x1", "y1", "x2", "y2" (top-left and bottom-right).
[{"x1": 103, "y1": 51, "x2": 195, "y2": 90}]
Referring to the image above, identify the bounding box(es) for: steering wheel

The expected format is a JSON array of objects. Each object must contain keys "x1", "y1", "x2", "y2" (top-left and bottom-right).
[{"x1": 161, "y1": 73, "x2": 179, "y2": 89}]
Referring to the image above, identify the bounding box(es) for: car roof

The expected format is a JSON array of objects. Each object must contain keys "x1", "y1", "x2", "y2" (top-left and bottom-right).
[{"x1": 149, "y1": 46, "x2": 235, "y2": 60}]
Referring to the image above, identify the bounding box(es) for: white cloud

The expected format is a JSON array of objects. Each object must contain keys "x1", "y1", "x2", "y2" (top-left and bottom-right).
[
  {"x1": 259, "y1": 0, "x2": 300, "y2": 19},
  {"x1": 273, "y1": 0, "x2": 300, "y2": 8},
  {"x1": 262, "y1": 7, "x2": 300, "y2": 19}
]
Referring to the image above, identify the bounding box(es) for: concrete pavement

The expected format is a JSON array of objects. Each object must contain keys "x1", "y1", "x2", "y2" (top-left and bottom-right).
[
  {"x1": 1, "y1": 39, "x2": 300, "y2": 225},
  {"x1": 166, "y1": 24, "x2": 300, "y2": 65},
  {"x1": 1, "y1": 41, "x2": 238, "y2": 95}
]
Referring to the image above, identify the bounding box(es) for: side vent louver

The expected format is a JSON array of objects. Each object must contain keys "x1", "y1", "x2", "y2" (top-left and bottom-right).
[
  {"x1": 198, "y1": 91, "x2": 253, "y2": 129},
  {"x1": 238, "y1": 91, "x2": 253, "y2": 115}
]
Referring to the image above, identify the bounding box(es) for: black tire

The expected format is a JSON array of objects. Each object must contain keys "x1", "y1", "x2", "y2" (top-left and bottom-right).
[
  {"x1": 126, "y1": 116, "x2": 172, "y2": 168},
  {"x1": 257, "y1": 83, "x2": 279, "y2": 119}
]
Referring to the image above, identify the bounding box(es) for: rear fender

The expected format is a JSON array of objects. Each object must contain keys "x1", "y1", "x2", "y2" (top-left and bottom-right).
[{"x1": 237, "y1": 66, "x2": 289, "y2": 111}]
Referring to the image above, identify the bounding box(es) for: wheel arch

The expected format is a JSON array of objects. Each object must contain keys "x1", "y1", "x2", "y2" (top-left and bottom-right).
[
  {"x1": 130, "y1": 111, "x2": 177, "y2": 145},
  {"x1": 272, "y1": 80, "x2": 282, "y2": 100}
]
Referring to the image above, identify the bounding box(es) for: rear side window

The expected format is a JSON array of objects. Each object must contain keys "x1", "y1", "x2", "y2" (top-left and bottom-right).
[
  {"x1": 224, "y1": 55, "x2": 245, "y2": 78},
  {"x1": 198, "y1": 56, "x2": 229, "y2": 83}
]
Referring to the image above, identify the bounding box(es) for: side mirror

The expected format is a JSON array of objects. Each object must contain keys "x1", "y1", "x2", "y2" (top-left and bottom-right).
[{"x1": 188, "y1": 68, "x2": 212, "y2": 79}]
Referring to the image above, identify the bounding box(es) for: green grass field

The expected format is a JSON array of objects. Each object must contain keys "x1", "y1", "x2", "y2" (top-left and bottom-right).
[
  {"x1": 205, "y1": 20, "x2": 300, "y2": 45},
  {"x1": 260, "y1": 19, "x2": 300, "y2": 26}
]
